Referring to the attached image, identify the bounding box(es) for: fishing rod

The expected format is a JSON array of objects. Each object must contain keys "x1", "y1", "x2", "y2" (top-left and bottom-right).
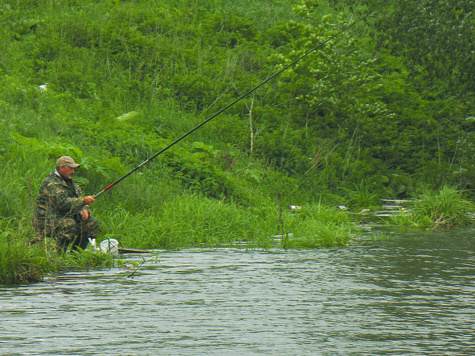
[{"x1": 94, "y1": 11, "x2": 372, "y2": 198}]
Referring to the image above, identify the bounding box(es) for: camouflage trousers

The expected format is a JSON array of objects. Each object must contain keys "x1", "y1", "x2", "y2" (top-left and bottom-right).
[{"x1": 33, "y1": 216, "x2": 99, "y2": 252}]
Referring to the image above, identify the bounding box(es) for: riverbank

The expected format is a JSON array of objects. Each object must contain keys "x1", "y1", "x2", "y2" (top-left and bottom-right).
[
  {"x1": 0, "y1": 201, "x2": 354, "y2": 285},
  {"x1": 2, "y1": 186, "x2": 473, "y2": 286}
]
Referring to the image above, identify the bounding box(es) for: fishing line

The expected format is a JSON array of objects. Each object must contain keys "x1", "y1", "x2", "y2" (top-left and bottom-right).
[{"x1": 94, "y1": 10, "x2": 374, "y2": 198}]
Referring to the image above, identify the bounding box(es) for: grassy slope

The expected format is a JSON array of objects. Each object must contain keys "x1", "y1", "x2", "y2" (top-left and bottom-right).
[{"x1": 0, "y1": 0, "x2": 353, "y2": 285}]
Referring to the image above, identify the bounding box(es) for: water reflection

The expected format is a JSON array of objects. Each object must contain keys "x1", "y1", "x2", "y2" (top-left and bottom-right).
[{"x1": 1, "y1": 229, "x2": 474, "y2": 355}]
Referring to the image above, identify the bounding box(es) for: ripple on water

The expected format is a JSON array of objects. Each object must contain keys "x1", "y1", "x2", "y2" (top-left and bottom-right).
[{"x1": 1, "y1": 231, "x2": 474, "y2": 355}]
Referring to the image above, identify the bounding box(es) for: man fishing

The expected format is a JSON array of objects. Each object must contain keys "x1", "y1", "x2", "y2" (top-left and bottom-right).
[{"x1": 31, "y1": 156, "x2": 98, "y2": 252}]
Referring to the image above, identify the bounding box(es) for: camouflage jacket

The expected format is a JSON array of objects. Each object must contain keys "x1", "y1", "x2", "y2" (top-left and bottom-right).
[{"x1": 34, "y1": 170, "x2": 85, "y2": 222}]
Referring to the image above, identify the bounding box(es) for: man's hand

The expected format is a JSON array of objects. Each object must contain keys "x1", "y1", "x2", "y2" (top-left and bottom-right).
[
  {"x1": 80, "y1": 209, "x2": 91, "y2": 220},
  {"x1": 82, "y1": 195, "x2": 95, "y2": 205}
]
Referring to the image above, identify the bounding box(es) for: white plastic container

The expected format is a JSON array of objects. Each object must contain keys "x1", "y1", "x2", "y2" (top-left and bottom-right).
[{"x1": 100, "y1": 238, "x2": 119, "y2": 256}]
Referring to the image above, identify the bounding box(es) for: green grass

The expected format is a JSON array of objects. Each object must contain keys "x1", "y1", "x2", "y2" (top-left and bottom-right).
[
  {"x1": 0, "y1": 230, "x2": 46, "y2": 285},
  {"x1": 279, "y1": 203, "x2": 352, "y2": 248},
  {"x1": 98, "y1": 194, "x2": 354, "y2": 251},
  {"x1": 390, "y1": 186, "x2": 475, "y2": 229},
  {"x1": 341, "y1": 180, "x2": 381, "y2": 211},
  {"x1": 99, "y1": 193, "x2": 277, "y2": 250},
  {"x1": 414, "y1": 186, "x2": 475, "y2": 229},
  {"x1": 0, "y1": 218, "x2": 115, "y2": 286},
  {"x1": 1, "y1": 197, "x2": 357, "y2": 285}
]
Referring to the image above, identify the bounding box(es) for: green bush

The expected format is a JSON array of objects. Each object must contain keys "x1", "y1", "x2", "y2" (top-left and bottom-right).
[
  {"x1": 413, "y1": 186, "x2": 475, "y2": 229},
  {"x1": 391, "y1": 186, "x2": 475, "y2": 229}
]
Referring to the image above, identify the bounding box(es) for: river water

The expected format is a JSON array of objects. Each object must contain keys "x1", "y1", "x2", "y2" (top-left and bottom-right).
[{"x1": 1, "y1": 228, "x2": 474, "y2": 355}]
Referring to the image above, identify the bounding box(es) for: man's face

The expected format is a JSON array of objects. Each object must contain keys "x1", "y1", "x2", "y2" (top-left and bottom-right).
[{"x1": 58, "y1": 165, "x2": 75, "y2": 179}]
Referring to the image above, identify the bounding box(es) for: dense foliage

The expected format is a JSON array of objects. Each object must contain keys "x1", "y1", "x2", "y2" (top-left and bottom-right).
[
  {"x1": 2, "y1": 0, "x2": 474, "y2": 197},
  {"x1": 1, "y1": 0, "x2": 474, "y2": 283}
]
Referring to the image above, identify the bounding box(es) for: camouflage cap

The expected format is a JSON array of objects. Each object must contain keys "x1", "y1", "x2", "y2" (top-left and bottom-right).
[{"x1": 56, "y1": 156, "x2": 80, "y2": 168}]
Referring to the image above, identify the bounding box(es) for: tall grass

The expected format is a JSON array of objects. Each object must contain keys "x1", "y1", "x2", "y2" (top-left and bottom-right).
[
  {"x1": 0, "y1": 224, "x2": 45, "y2": 285},
  {"x1": 390, "y1": 186, "x2": 475, "y2": 229},
  {"x1": 98, "y1": 196, "x2": 354, "y2": 250},
  {"x1": 280, "y1": 203, "x2": 352, "y2": 248},
  {"x1": 414, "y1": 186, "x2": 475, "y2": 229},
  {"x1": 0, "y1": 218, "x2": 115, "y2": 286},
  {"x1": 341, "y1": 179, "x2": 381, "y2": 211},
  {"x1": 0, "y1": 147, "x2": 51, "y2": 219},
  {"x1": 99, "y1": 194, "x2": 278, "y2": 249}
]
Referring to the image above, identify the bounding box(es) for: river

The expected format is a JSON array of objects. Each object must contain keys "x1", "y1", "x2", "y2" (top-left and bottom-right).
[{"x1": 1, "y1": 228, "x2": 474, "y2": 355}]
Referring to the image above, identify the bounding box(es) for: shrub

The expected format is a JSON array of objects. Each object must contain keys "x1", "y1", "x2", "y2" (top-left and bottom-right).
[{"x1": 413, "y1": 186, "x2": 475, "y2": 229}]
